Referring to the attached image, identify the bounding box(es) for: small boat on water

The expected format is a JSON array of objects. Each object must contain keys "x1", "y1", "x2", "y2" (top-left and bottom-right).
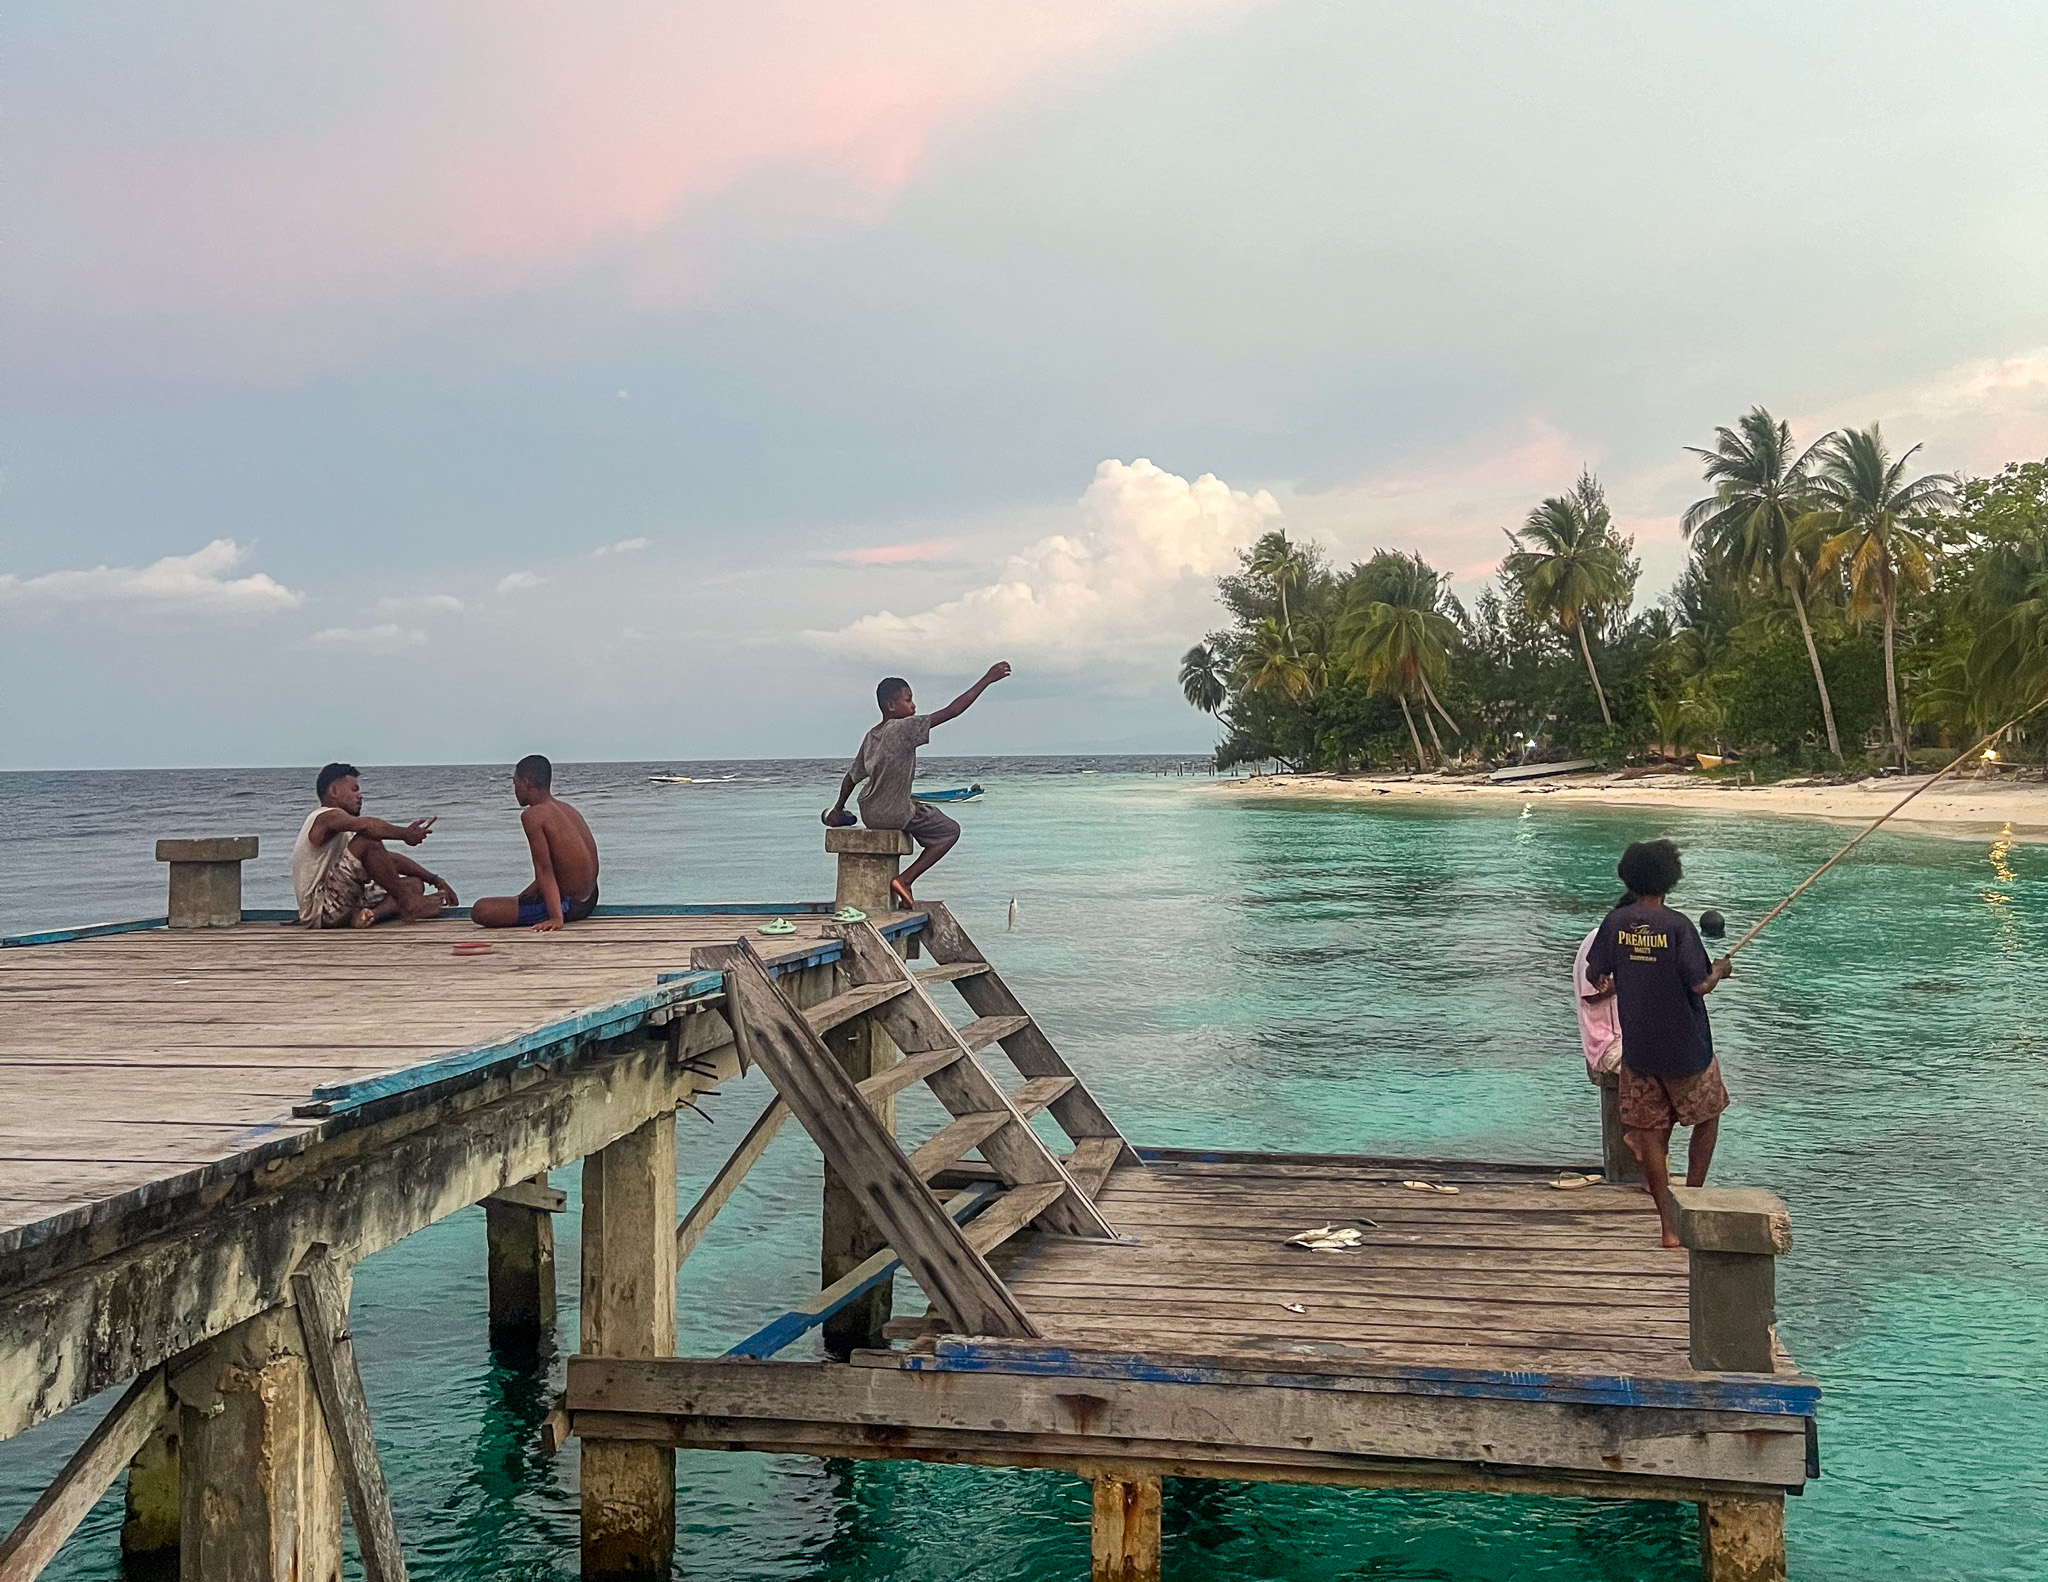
[
  {"x1": 912, "y1": 783, "x2": 984, "y2": 804},
  {"x1": 649, "y1": 775, "x2": 695, "y2": 784}
]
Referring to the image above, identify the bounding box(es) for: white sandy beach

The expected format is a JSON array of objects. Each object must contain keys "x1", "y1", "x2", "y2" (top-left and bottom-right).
[{"x1": 1215, "y1": 768, "x2": 2048, "y2": 841}]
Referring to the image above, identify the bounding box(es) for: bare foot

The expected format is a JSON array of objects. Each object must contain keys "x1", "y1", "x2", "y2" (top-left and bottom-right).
[
  {"x1": 351, "y1": 907, "x2": 378, "y2": 929},
  {"x1": 889, "y1": 877, "x2": 915, "y2": 909},
  {"x1": 1659, "y1": 1226, "x2": 1682, "y2": 1249}
]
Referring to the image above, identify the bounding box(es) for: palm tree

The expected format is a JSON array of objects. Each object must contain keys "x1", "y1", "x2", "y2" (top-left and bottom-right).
[
  {"x1": 1179, "y1": 644, "x2": 1228, "y2": 713},
  {"x1": 1503, "y1": 471, "x2": 1632, "y2": 727},
  {"x1": 1806, "y1": 425, "x2": 1957, "y2": 768},
  {"x1": 1249, "y1": 532, "x2": 1307, "y2": 643},
  {"x1": 1239, "y1": 618, "x2": 1313, "y2": 703},
  {"x1": 1340, "y1": 568, "x2": 1461, "y2": 768},
  {"x1": 1684, "y1": 408, "x2": 1842, "y2": 759}
]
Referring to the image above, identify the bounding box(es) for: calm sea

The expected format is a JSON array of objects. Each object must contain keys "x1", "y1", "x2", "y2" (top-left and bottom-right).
[{"x1": 2, "y1": 760, "x2": 2042, "y2": 1581}]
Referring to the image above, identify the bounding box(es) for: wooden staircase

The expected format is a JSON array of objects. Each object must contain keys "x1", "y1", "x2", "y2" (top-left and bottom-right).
[{"x1": 691, "y1": 907, "x2": 1135, "y2": 1340}]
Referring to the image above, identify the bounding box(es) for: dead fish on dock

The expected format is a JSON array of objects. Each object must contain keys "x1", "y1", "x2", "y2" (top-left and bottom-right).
[
  {"x1": 1279, "y1": 1301, "x2": 1308, "y2": 1313},
  {"x1": 1402, "y1": 1180, "x2": 1460, "y2": 1194},
  {"x1": 1283, "y1": 1224, "x2": 1367, "y2": 1251}
]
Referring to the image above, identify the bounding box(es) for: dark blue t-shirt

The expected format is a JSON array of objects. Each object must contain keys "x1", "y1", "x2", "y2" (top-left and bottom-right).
[{"x1": 1586, "y1": 901, "x2": 1714, "y2": 1078}]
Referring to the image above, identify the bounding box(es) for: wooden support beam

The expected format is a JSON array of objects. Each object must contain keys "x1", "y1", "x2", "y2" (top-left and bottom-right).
[
  {"x1": 676, "y1": 1099, "x2": 790, "y2": 1268},
  {"x1": 0, "y1": 1368, "x2": 170, "y2": 1582},
  {"x1": 579, "y1": 1114, "x2": 679, "y2": 1581},
  {"x1": 1698, "y1": 1495, "x2": 1786, "y2": 1582},
  {"x1": 1670, "y1": 1188, "x2": 1790, "y2": 1373},
  {"x1": 563, "y1": 1357, "x2": 1812, "y2": 1489},
  {"x1": 486, "y1": 1174, "x2": 559, "y2": 1353},
  {"x1": 1090, "y1": 1473, "x2": 1162, "y2": 1582},
  {"x1": 290, "y1": 1249, "x2": 408, "y2": 1582}
]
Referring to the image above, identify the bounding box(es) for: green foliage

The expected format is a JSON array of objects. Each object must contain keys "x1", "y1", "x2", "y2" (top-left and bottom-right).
[{"x1": 1183, "y1": 431, "x2": 2047, "y2": 774}]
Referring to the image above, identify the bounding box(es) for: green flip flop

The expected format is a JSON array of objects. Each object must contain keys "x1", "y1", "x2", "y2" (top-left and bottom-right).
[
  {"x1": 757, "y1": 918, "x2": 797, "y2": 936},
  {"x1": 832, "y1": 906, "x2": 868, "y2": 923}
]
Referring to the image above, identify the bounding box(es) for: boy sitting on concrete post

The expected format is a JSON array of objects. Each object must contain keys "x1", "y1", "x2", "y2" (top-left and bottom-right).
[
  {"x1": 823, "y1": 662, "x2": 1009, "y2": 906},
  {"x1": 471, "y1": 755, "x2": 602, "y2": 931}
]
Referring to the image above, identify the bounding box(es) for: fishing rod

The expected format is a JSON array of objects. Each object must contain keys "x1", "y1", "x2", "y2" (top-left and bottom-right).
[{"x1": 1723, "y1": 692, "x2": 2048, "y2": 960}]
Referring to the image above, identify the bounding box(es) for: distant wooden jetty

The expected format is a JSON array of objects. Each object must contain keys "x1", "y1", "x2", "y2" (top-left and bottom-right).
[{"x1": 0, "y1": 829, "x2": 1813, "y2": 1582}]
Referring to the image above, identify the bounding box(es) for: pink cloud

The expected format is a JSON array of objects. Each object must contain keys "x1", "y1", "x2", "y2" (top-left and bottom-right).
[
  {"x1": 11, "y1": 1, "x2": 1253, "y2": 374},
  {"x1": 832, "y1": 538, "x2": 962, "y2": 566}
]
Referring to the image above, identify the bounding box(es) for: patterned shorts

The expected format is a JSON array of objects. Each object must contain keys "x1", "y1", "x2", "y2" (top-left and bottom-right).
[
  {"x1": 306, "y1": 848, "x2": 387, "y2": 928},
  {"x1": 1619, "y1": 1058, "x2": 1730, "y2": 1131}
]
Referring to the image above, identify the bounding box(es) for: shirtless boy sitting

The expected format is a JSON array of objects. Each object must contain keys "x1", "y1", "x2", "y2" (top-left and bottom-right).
[
  {"x1": 293, "y1": 762, "x2": 457, "y2": 928},
  {"x1": 470, "y1": 755, "x2": 601, "y2": 932}
]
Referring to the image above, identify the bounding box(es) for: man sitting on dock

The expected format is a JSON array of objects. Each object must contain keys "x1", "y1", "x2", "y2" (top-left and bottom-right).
[
  {"x1": 470, "y1": 755, "x2": 601, "y2": 931},
  {"x1": 1585, "y1": 839, "x2": 1734, "y2": 1247},
  {"x1": 822, "y1": 662, "x2": 1009, "y2": 906},
  {"x1": 293, "y1": 762, "x2": 457, "y2": 928}
]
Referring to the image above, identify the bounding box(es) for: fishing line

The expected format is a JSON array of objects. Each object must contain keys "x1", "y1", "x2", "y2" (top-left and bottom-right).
[{"x1": 1724, "y1": 693, "x2": 2048, "y2": 960}]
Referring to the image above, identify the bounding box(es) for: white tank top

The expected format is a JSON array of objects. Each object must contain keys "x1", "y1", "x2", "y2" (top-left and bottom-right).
[{"x1": 291, "y1": 808, "x2": 355, "y2": 923}]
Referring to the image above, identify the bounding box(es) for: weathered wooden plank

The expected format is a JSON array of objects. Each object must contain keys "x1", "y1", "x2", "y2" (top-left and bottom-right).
[
  {"x1": 801, "y1": 980, "x2": 913, "y2": 1037},
  {"x1": 853, "y1": 1046, "x2": 963, "y2": 1104},
  {"x1": 564, "y1": 1358, "x2": 1810, "y2": 1487},
  {"x1": 912, "y1": 962, "x2": 991, "y2": 986},
  {"x1": 965, "y1": 1183, "x2": 1069, "y2": 1255},
  {"x1": 676, "y1": 1098, "x2": 789, "y2": 1267},
  {"x1": 693, "y1": 943, "x2": 1037, "y2": 1340},
  {"x1": 905, "y1": 1113, "x2": 1012, "y2": 1180},
  {"x1": 1091, "y1": 1473, "x2": 1160, "y2": 1582},
  {"x1": 290, "y1": 1251, "x2": 408, "y2": 1582},
  {"x1": 1065, "y1": 1140, "x2": 1125, "y2": 1199},
  {"x1": 0, "y1": 1367, "x2": 170, "y2": 1581},
  {"x1": 957, "y1": 1014, "x2": 1033, "y2": 1053}
]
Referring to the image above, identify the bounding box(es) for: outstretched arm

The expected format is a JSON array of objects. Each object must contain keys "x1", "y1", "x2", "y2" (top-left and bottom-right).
[
  {"x1": 310, "y1": 809, "x2": 436, "y2": 847},
  {"x1": 928, "y1": 661, "x2": 1011, "y2": 727}
]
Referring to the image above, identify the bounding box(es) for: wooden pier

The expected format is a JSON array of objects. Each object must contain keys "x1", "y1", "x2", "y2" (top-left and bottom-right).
[{"x1": 0, "y1": 830, "x2": 1814, "y2": 1581}]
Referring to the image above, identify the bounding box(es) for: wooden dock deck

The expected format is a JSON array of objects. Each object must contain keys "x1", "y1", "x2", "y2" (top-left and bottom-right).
[{"x1": 0, "y1": 831, "x2": 1814, "y2": 1582}]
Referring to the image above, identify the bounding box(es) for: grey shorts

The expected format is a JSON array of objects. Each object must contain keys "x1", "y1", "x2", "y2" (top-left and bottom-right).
[{"x1": 901, "y1": 804, "x2": 961, "y2": 848}]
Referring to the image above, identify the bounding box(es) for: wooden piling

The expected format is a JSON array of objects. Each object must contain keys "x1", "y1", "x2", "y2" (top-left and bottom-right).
[
  {"x1": 579, "y1": 1115, "x2": 679, "y2": 1580},
  {"x1": 820, "y1": 830, "x2": 911, "y2": 1356},
  {"x1": 485, "y1": 1173, "x2": 561, "y2": 1353},
  {"x1": 1594, "y1": 1071, "x2": 1642, "y2": 1182},
  {"x1": 1699, "y1": 1495, "x2": 1786, "y2": 1582},
  {"x1": 1089, "y1": 1472, "x2": 1162, "y2": 1582},
  {"x1": 173, "y1": 1307, "x2": 343, "y2": 1582}
]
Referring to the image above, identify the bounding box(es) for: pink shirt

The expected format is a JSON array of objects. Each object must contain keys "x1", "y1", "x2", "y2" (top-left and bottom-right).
[{"x1": 1574, "y1": 926, "x2": 1622, "y2": 1077}]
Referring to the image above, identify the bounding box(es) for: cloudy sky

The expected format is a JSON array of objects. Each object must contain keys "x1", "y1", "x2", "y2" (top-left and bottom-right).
[{"x1": 5, "y1": 1, "x2": 2047, "y2": 768}]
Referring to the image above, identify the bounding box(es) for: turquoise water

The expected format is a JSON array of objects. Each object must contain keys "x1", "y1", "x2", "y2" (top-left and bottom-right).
[{"x1": 2, "y1": 765, "x2": 2043, "y2": 1580}]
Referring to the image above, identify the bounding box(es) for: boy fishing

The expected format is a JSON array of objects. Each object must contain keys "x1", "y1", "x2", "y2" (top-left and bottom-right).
[
  {"x1": 1584, "y1": 839, "x2": 1735, "y2": 1248},
  {"x1": 823, "y1": 662, "x2": 1010, "y2": 906},
  {"x1": 471, "y1": 755, "x2": 601, "y2": 931}
]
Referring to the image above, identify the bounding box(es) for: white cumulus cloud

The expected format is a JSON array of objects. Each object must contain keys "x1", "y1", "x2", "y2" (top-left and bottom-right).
[
  {"x1": 310, "y1": 623, "x2": 427, "y2": 656},
  {"x1": 495, "y1": 571, "x2": 544, "y2": 594},
  {"x1": 0, "y1": 539, "x2": 302, "y2": 616},
  {"x1": 591, "y1": 536, "x2": 649, "y2": 557},
  {"x1": 374, "y1": 592, "x2": 464, "y2": 616},
  {"x1": 811, "y1": 459, "x2": 1277, "y2": 672}
]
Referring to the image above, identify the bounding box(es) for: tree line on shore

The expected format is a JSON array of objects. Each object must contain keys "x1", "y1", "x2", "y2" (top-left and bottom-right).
[{"x1": 1179, "y1": 410, "x2": 2048, "y2": 774}]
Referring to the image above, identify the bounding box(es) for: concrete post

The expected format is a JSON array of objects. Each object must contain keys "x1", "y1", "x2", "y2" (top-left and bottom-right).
[
  {"x1": 120, "y1": 1410, "x2": 180, "y2": 1581},
  {"x1": 171, "y1": 1306, "x2": 343, "y2": 1582},
  {"x1": 1089, "y1": 1472, "x2": 1162, "y2": 1582},
  {"x1": 1668, "y1": 1186, "x2": 1791, "y2": 1373},
  {"x1": 819, "y1": 828, "x2": 912, "y2": 1356},
  {"x1": 579, "y1": 1115, "x2": 678, "y2": 1580},
  {"x1": 155, "y1": 837, "x2": 258, "y2": 929},
  {"x1": 485, "y1": 1173, "x2": 562, "y2": 1354},
  {"x1": 1594, "y1": 1071, "x2": 1642, "y2": 1182}
]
